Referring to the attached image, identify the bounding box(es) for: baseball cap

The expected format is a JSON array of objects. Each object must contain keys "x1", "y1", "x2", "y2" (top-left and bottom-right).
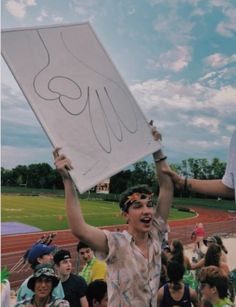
[
  {"x1": 203, "y1": 236, "x2": 217, "y2": 246},
  {"x1": 27, "y1": 263, "x2": 59, "y2": 291},
  {"x1": 53, "y1": 249, "x2": 71, "y2": 264},
  {"x1": 28, "y1": 243, "x2": 55, "y2": 264}
]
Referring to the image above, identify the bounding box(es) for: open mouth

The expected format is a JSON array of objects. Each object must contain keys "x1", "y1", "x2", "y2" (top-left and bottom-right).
[{"x1": 140, "y1": 217, "x2": 152, "y2": 224}]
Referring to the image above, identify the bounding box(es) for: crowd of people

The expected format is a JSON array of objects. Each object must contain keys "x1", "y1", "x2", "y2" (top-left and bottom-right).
[{"x1": 5, "y1": 126, "x2": 235, "y2": 306}]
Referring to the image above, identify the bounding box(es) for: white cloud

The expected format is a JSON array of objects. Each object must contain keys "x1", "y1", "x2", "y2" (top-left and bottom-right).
[
  {"x1": 216, "y1": 8, "x2": 236, "y2": 37},
  {"x1": 153, "y1": 13, "x2": 194, "y2": 45},
  {"x1": 191, "y1": 116, "x2": 219, "y2": 132},
  {"x1": 130, "y1": 79, "x2": 236, "y2": 133},
  {"x1": 5, "y1": 0, "x2": 36, "y2": 19},
  {"x1": 128, "y1": 8, "x2": 136, "y2": 15},
  {"x1": 36, "y1": 9, "x2": 48, "y2": 22},
  {"x1": 52, "y1": 15, "x2": 64, "y2": 23},
  {"x1": 204, "y1": 53, "x2": 236, "y2": 69},
  {"x1": 146, "y1": 46, "x2": 192, "y2": 72}
]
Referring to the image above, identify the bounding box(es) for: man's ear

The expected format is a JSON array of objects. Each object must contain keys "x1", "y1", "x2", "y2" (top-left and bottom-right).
[
  {"x1": 37, "y1": 257, "x2": 43, "y2": 264},
  {"x1": 122, "y1": 211, "x2": 129, "y2": 223}
]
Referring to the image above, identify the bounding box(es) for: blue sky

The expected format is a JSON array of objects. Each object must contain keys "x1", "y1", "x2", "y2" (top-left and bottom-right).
[{"x1": 1, "y1": 0, "x2": 236, "y2": 169}]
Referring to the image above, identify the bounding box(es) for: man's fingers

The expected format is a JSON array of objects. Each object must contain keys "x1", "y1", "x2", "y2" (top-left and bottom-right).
[{"x1": 53, "y1": 147, "x2": 62, "y2": 159}]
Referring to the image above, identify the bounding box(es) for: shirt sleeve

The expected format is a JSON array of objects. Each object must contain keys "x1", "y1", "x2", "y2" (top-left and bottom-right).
[{"x1": 96, "y1": 230, "x2": 125, "y2": 263}]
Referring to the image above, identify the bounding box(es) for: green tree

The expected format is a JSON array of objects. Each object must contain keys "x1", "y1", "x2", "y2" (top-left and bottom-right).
[
  {"x1": 110, "y1": 170, "x2": 131, "y2": 194},
  {"x1": 129, "y1": 161, "x2": 156, "y2": 189}
]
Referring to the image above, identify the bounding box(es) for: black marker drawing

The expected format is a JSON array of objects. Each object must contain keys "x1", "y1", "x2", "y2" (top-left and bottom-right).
[
  {"x1": 33, "y1": 29, "x2": 138, "y2": 153},
  {"x1": 2, "y1": 23, "x2": 161, "y2": 193}
]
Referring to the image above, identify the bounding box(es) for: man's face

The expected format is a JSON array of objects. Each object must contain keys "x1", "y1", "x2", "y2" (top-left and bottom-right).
[
  {"x1": 38, "y1": 253, "x2": 54, "y2": 265},
  {"x1": 57, "y1": 258, "x2": 72, "y2": 277},
  {"x1": 34, "y1": 276, "x2": 53, "y2": 299},
  {"x1": 124, "y1": 194, "x2": 154, "y2": 233},
  {"x1": 78, "y1": 248, "x2": 93, "y2": 264}
]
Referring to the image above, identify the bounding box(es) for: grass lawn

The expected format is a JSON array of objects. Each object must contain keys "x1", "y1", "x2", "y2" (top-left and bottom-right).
[{"x1": 1, "y1": 195, "x2": 195, "y2": 231}]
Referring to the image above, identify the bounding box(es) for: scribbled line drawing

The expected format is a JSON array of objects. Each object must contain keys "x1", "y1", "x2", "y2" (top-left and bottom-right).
[{"x1": 33, "y1": 29, "x2": 139, "y2": 154}]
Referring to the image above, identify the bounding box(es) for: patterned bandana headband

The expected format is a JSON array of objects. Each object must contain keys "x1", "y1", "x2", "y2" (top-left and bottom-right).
[{"x1": 122, "y1": 192, "x2": 153, "y2": 211}]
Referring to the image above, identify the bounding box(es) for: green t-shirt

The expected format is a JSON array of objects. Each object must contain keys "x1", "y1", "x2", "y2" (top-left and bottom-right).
[{"x1": 213, "y1": 297, "x2": 234, "y2": 307}]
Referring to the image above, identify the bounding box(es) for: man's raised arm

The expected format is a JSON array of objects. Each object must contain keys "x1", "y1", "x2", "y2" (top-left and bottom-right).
[
  {"x1": 150, "y1": 126, "x2": 173, "y2": 222},
  {"x1": 53, "y1": 148, "x2": 108, "y2": 254}
]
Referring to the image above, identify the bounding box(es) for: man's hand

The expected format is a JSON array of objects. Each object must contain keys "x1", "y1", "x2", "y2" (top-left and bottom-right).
[
  {"x1": 149, "y1": 120, "x2": 162, "y2": 142},
  {"x1": 53, "y1": 147, "x2": 73, "y2": 180},
  {"x1": 162, "y1": 168, "x2": 185, "y2": 189}
]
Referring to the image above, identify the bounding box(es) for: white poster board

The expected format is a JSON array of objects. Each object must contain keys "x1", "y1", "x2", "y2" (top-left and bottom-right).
[{"x1": 1, "y1": 23, "x2": 161, "y2": 193}]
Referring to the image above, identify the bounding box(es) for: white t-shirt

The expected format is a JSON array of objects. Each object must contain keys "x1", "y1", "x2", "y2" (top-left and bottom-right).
[{"x1": 222, "y1": 129, "x2": 236, "y2": 202}]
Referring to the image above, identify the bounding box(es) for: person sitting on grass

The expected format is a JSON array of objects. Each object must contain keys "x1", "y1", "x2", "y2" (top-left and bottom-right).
[
  {"x1": 15, "y1": 264, "x2": 69, "y2": 307},
  {"x1": 53, "y1": 124, "x2": 173, "y2": 306},
  {"x1": 86, "y1": 280, "x2": 108, "y2": 307}
]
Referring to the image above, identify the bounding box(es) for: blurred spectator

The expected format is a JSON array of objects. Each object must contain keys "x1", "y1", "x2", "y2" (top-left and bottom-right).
[
  {"x1": 54, "y1": 249, "x2": 88, "y2": 307},
  {"x1": 17, "y1": 243, "x2": 64, "y2": 302},
  {"x1": 157, "y1": 261, "x2": 199, "y2": 306},
  {"x1": 86, "y1": 280, "x2": 108, "y2": 307},
  {"x1": 191, "y1": 243, "x2": 230, "y2": 275},
  {"x1": 213, "y1": 235, "x2": 228, "y2": 263},
  {"x1": 193, "y1": 223, "x2": 205, "y2": 253},
  {"x1": 15, "y1": 264, "x2": 69, "y2": 306},
  {"x1": 199, "y1": 266, "x2": 233, "y2": 307},
  {"x1": 77, "y1": 242, "x2": 107, "y2": 284}
]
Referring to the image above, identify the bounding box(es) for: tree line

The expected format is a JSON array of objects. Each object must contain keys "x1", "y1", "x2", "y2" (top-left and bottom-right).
[{"x1": 1, "y1": 157, "x2": 226, "y2": 196}]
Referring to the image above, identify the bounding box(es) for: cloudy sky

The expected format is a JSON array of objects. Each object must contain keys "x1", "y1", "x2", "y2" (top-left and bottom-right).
[{"x1": 1, "y1": 0, "x2": 236, "y2": 169}]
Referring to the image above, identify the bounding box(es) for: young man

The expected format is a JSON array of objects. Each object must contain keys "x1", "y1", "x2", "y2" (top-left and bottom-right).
[
  {"x1": 54, "y1": 249, "x2": 88, "y2": 307},
  {"x1": 199, "y1": 266, "x2": 233, "y2": 307},
  {"x1": 77, "y1": 242, "x2": 107, "y2": 284},
  {"x1": 17, "y1": 243, "x2": 65, "y2": 302},
  {"x1": 164, "y1": 129, "x2": 236, "y2": 201},
  {"x1": 86, "y1": 280, "x2": 108, "y2": 307},
  {"x1": 53, "y1": 126, "x2": 173, "y2": 306},
  {"x1": 16, "y1": 264, "x2": 69, "y2": 307}
]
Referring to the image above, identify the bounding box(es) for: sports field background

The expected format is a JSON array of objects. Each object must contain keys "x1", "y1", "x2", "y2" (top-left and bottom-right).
[
  {"x1": 2, "y1": 194, "x2": 196, "y2": 231},
  {"x1": 2, "y1": 194, "x2": 235, "y2": 231}
]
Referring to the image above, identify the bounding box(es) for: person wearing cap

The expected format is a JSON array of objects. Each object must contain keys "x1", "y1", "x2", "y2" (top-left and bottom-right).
[
  {"x1": 17, "y1": 243, "x2": 65, "y2": 302},
  {"x1": 54, "y1": 249, "x2": 88, "y2": 307},
  {"x1": 15, "y1": 264, "x2": 69, "y2": 307},
  {"x1": 163, "y1": 129, "x2": 236, "y2": 202},
  {"x1": 53, "y1": 124, "x2": 173, "y2": 307},
  {"x1": 203, "y1": 236, "x2": 217, "y2": 247},
  {"x1": 76, "y1": 242, "x2": 107, "y2": 284}
]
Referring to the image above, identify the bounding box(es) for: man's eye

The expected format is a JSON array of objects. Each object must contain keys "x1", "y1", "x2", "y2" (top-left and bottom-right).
[
  {"x1": 132, "y1": 202, "x2": 142, "y2": 208},
  {"x1": 147, "y1": 201, "x2": 154, "y2": 207}
]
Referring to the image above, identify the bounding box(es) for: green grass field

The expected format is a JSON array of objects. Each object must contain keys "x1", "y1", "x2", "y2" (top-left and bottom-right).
[{"x1": 1, "y1": 195, "x2": 196, "y2": 231}]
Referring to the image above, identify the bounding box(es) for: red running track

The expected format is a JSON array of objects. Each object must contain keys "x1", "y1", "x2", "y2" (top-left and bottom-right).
[{"x1": 2, "y1": 206, "x2": 236, "y2": 290}]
